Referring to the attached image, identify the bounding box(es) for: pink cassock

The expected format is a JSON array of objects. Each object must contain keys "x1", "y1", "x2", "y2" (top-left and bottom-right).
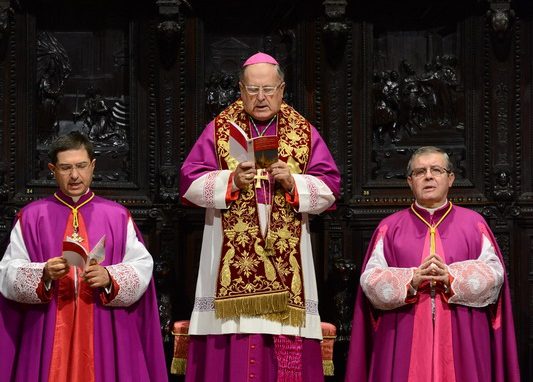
[{"x1": 345, "y1": 204, "x2": 520, "y2": 382}]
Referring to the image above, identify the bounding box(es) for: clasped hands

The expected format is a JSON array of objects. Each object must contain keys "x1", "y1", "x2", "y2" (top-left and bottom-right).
[
  {"x1": 410, "y1": 253, "x2": 450, "y2": 291},
  {"x1": 234, "y1": 160, "x2": 295, "y2": 192},
  {"x1": 43, "y1": 257, "x2": 111, "y2": 288}
]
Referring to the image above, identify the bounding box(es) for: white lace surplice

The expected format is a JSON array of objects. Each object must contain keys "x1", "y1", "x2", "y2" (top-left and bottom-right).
[
  {"x1": 360, "y1": 234, "x2": 504, "y2": 310},
  {"x1": 0, "y1": 219, "x2": 153, "y2": 307}
]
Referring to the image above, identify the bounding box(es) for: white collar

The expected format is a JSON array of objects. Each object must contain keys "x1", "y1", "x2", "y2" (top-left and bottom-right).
[{"x1": 414, "y1": 199, "x2": 449, "y2": 215}]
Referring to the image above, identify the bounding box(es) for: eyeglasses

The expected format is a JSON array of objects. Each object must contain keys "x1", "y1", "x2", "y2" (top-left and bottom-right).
[
  {"x1": 409, "y1": 166, "x2": 451, "y2": 178},
  {"x1": 241, "y1": 82, "x2": 284, "y2": 96},
  {"x1": 54, "y1": 162, "x2": 92, "y2": 175}
]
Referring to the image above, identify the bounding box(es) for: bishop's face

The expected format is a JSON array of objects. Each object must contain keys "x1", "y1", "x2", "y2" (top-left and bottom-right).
[
  {"x1": 239, "y1": 63, "x2": 285, "y2": 121},
  {"x1": 48, "y1": 148, "x2": 95, "y2": 198},
  {"x1": 407, "y1": 153, "x2": 455, "y2": 208}
]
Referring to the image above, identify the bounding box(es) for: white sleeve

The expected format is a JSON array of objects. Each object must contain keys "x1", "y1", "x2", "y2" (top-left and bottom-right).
[
  {"x1": 292, "y1": 174, "x2": 336, "y2": 214},
  {"x1": 360, "y1": 237, "x2": 414, "y2": 310},
  {"x1": 182, "y1": 170, "x2": 233, "y2": 209},
  {"x1": 0, "y1": 221, "x2": 47, "y2": 304},
  {"x1": 104, "y1": 218, "x2": 154, "y2": 307},
  {"x1": 447, "y1": 234, "x2": 504, "y2": 307}
]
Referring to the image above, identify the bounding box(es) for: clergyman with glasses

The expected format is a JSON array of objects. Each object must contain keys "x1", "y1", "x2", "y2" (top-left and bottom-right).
[
  {"x1": 345, "y1": 146, "x2": 520, "y2": 381},
  {"x1": 0, "y1": 131, "x2": 168, "y2": 381},
  {"x1": 180, "y1": 52, "x2": 341, "y2": 381}
]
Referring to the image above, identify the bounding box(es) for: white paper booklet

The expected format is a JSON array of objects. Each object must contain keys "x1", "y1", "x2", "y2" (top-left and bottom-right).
[{"x1": 62, "y1": 235, "x2": 106, "y2": 270}]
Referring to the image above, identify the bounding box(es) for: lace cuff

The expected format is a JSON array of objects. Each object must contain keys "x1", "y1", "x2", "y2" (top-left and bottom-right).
[
  {"x1": 361, "y1": 267, "x2": 414, "y2": 310},
  {"x1": 11, "y1": 263, "x2": 47, "y2": 304},
  {"x1": 447, "y1": 260, "x2": 502, "y2": 307},
  {"x1": 105, "y1": 264, "x2": 143, "y2": 307}
]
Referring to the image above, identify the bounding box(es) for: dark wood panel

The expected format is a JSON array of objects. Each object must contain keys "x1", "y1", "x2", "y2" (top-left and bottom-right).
[{"x1": 0, "y1": 1, "x2": 531, "y2": 380}]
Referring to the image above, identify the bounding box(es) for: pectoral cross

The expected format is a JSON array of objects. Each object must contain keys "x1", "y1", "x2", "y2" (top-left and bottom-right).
[
  {"x1": 53, "y1": 192, "x2": 94, "y2": 245},
  {"x1": 254, "y1": 169, "x2": 269, "y2": 188},
  {"x1": 69, "y1": 231, "x2": 84, "y2": 243}
]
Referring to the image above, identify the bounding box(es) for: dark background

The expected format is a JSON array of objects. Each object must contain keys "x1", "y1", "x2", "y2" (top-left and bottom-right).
[{"x1": 0, "y1": 0, "x2": 531, "y2": 380}]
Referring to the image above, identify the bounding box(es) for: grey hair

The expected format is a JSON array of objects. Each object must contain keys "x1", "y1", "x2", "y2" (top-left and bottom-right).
[
  {"x1": 406, "y1": 146, "x2": 453, "y2": 176},
  {"x1": 238, "y1": 64, "x2": 285, "y2": 83}
]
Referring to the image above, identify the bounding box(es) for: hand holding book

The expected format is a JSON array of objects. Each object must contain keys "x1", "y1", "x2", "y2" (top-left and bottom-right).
[
  {"x1": 229, "y1": 121, "x2": 279, "y2": 169},
  {"x1": 267, "y1": 160, "x2": 296, "y2": 194},
  {"x1": 228, "y1": 121, "x2": 296, "y2": 192},
  {"x1": 43, "y1": 257, "x2": 70, "y2": 282},
  {"x1": 62, "y1": 235, "x2": 106, "y2": 271},
  {"x1": 60, "y1": 235, "x2": 109, "y2": 289}
]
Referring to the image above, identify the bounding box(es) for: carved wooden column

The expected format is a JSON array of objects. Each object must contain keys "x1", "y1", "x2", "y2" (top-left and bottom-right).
[
  {"x1": 322, "y1": 0, "x2": 348, "y2": 172},
  {"x1": 321, "y1": 1, "x2": 354, "y2": 378},
  {"x1": 481, "y1": 0, "x2": 518, "y2": 282},
  {"x1": 0, "y1": 0, "x2": 15, "y2": 250},
  {"x1": 154, "y1": 0, "x2": 188, "y2": 350},
  {"x1": 484, "y1": 0, "x2": 528, "y2": 376}
]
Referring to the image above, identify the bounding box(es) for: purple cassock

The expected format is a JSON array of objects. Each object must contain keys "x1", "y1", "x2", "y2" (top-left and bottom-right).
[
  {"x1": 345, "y1": 203, "x2": 520, "y2": 382},
  {"x1": 180, "y1": 115, "x2": 341, "y2": 203},
  {"x1": 0, "y1": 192, "x2": 168, "y2": 382},
  {"x1": 180, "y1": 111, "x2": 341, "y2": 382}
]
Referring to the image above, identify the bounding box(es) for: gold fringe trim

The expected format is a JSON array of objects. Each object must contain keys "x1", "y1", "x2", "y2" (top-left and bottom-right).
[
  {"x1": 215, "y1": 291, "x2": 289, "y2": 319},
  {"x1": 262, "y1": 305, "x2": 306, "y2": 327},
  {"x1": 170, "y1": 357, "x2": 187, "y2": 375},
  {"x1": 322, "y1": 360, "x2": 334, "y2": 376}
]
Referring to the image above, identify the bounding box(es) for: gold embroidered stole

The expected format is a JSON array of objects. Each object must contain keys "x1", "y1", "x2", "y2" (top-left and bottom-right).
[{"x1": 214, "y1": 100, "x2": 311, "y2": 326}]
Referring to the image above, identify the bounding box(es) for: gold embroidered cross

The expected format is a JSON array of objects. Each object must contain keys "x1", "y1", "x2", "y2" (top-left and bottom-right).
[{"x1": 254, "y1": 169, "x2": 269, "y2": 188}]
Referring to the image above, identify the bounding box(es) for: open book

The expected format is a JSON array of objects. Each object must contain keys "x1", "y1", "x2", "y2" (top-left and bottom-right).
[
  {"x1": 62, "y1": 235, "x2": 106, "y2": 270},
  {"x1": 229, "y1": 121, "x2": 279, "y2": 169}
]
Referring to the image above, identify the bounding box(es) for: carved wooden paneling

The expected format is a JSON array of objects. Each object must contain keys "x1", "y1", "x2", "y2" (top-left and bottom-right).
[
  {"x1": 522, "y1": 13, "x2": 533, "y2": 204},
  {"x1": 9, "y1": 2, "x2": 154, "y2": 204},
  {"x1": 347, "y1": 3, "x2": 489, "y2": 204},
  {"x1": 0, "y1": 0, "x2": 532, "y2": 380}
]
